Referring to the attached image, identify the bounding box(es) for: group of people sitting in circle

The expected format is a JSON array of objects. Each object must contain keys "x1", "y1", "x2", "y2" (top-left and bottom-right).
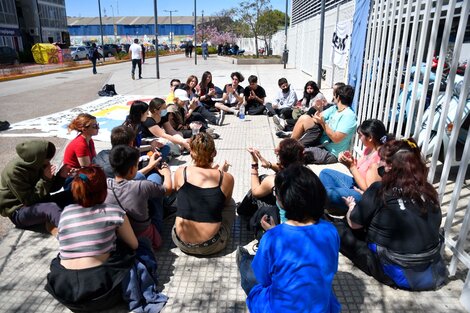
[{"x1": 0, "y1": 71, "x2": 448, "y2": 312}]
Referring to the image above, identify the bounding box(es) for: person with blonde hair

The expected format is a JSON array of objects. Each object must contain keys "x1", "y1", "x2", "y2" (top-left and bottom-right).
[
  {"x1": 63, "y1": 113, "x2": 99, "y2": 169},
  {"x1": 171, "y1": 132, "x2": 235, "y2": 255}
]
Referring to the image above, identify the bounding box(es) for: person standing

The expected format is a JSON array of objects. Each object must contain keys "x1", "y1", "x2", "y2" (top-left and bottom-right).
[
  {"x1": 89, "y1": 43, "x2": 100, "y2": 75},
  {"x1": 129, "y1": 38, "x2": 142, "y2": 80},
  {"x1": 188, "y1": 41, "x2": 194, "y2": 58},
  {"x1": 202, "y1": 40, "x2": 209, "y2": 60},
  {"x1": 141, "y1": 44, "x2": 146, "y2": 64}
]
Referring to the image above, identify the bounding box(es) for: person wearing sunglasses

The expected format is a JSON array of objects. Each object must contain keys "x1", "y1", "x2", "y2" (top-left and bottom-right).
[{"x1": 63, "y1": 113, "x2": 99, "y2": 169}]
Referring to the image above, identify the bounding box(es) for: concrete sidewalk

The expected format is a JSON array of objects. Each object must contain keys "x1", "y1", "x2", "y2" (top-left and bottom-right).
[{"x1": 0, "y1": 55, "x2": 467, "y2": 312}]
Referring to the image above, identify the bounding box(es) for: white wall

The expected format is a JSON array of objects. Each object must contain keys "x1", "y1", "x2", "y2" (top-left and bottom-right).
[{"x1": 237, "y1": 1, "x2": 355, "y2": 88}]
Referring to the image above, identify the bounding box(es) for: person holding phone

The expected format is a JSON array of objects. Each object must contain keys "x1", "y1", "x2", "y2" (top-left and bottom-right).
[
  {"x1": 106, "y1": 145, "x2": 172, "y2": 249},
  {"x1": 215, "y1": 72, "x2": 245, "y2": 115},
  {"x1": 243, "y1": 75, "x2": 267, "y2": 115}
]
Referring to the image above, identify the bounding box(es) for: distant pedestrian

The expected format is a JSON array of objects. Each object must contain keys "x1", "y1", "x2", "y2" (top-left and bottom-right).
[
  {"x1": 184, "y1": 43, "x2": 189, "y2": 57},
  {"x1": 88, "y1": 43, "x2": 100, "y2": 74},
  {"x1": 141, "y1": 44, "x2": 146, "y2": 64},
  {"x1": 188, "y1": 41, "x2": 194, "y2": 58},
  {"x1": 202, "y1": 40, "x2": 209, "y2": 60},
  {"x1": 129, "y1": 38, "x2": 142, "y2": 80}
]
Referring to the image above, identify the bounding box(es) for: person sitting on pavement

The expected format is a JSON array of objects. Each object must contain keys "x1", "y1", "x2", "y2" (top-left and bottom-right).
[
  {"x1": 165, "y1": 78, "x2": 181, "y2": 105},
  {"x1": 45, "y1": 166, "x2": 138, "y2": 312},
  {"x1": 236, "y1": 164, "x2": 341, "y2": 313},
  {"x1": 214, "y1": 72, "x2": 245, "y2": 115},
  {"x1": 275, "y1": 93, "x2": 329, "y2": 142},
  {"x1": 197, "y1": 71, "x2": 218, "y2": 111},
  {"x1": 167, "y1": 88, "x2": 217, "y2": 139},
  {"x1": 273, "y1": 80, "x2": 324, "y2": 135},
  {"x1": 142, "y1": 97, "x2": 191, "y2": 153},
  {"x1": 0, "y1": 140, "x2": 73, "y2": 235},
  {"x1": 237, "y1": 138, "x2": 305, "y2": 223},
  {"x1": 243, "y1": 75, "x2": 267, "y2": 115},
  {"x1": 123, "y1": 100, "x2": 171, "y2": 160},
  {"x1": 93, "y1": 126, "x2": 162, "y2": 179},
  {"x1": 63, "y1": 113, "x2": 99, "y2": 169},
  {"x1": 302, "y1": 84, "x2": 357, "y2": 164},
  {"x1": 171, "y1": 132, "x2": 235, "y2": 256},
  {"x1": 266, "y1": 77, "x2": 298, "y2": 118},
  {"x1": 185, "y1": 75, "x2": 225, "y2": 126},
  {"x1": 331, "y1": 138, "x2": 448, "y2": 291},
  {"x1": 319, "y1": 119, "x2": 392, "y2": 215},
  {"x1": 106, "y1": 145, "x2": 172, "y2": 249}
]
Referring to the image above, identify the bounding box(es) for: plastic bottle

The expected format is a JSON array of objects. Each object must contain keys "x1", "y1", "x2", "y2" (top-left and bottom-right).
[{"x1": 239, "y1": 105, "x2": 245, "y2": 121}]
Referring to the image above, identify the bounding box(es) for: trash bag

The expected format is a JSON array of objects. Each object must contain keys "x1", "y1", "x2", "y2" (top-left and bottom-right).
[{"x1": 98, "y1": 84, "x2": 118, "y2": 97}]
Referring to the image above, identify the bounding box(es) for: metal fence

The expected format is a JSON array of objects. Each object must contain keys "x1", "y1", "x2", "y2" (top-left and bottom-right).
[{"x1": 358, "y1": 0, "x2": 470, "y2": 309}]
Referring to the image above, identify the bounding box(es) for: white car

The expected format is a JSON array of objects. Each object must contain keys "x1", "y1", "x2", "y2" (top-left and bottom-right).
[{"x1": 70, "y1": 46, "x2": 89, "y2": 60}]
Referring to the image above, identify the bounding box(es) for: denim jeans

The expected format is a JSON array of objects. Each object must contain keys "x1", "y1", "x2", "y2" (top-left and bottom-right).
[
  {"x1": 319, "y1": 169, "x2": 362, "y2": 215},
  {"x1": 237, "y1": 251, "x2": 258, "y2": 295},
  {"x1": 134, "y1": 172, "x2": 164, "y2": 232}
]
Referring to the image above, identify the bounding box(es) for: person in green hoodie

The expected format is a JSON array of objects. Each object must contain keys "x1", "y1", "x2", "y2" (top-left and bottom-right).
[{"x1": 0, "y1": 140, "x2": 72, "y2": 232}]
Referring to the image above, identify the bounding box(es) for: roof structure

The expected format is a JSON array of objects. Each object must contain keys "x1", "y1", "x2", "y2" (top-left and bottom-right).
[{"x1": 67, "y1": 16, "x2": 212, "y2": 26}]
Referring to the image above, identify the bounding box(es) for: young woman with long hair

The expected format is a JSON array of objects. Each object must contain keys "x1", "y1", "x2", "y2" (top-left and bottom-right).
[
  {"x1": 332, "y1": 138, "x2": 447, "y2": 291},
  {"x1": 63, "y1": 113, "x2": 99, "y2": 168}
]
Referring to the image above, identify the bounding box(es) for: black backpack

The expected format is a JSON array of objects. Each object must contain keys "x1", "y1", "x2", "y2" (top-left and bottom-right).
[{"x1": 98, "y1": 84, "x2": 118, "y2": 97}]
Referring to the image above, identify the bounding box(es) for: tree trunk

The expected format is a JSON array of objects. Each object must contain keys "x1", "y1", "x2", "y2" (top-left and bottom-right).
[{"x1": 255, "y1": 35, "x2": 259, "y2": 58}]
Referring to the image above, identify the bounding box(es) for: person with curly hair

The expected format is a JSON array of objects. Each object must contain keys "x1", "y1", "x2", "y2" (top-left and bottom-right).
[{"x1": 332, "y1": 138, "x2": 447, "y2": 290}]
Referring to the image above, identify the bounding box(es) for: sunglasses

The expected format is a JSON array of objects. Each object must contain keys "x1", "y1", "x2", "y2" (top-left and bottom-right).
[{"x1": 87, "y1": 123, "x2": 100, "y2": 129}]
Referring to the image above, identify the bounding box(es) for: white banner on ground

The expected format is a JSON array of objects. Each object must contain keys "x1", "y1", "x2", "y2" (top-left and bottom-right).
[
  {"x1": 331, "y1": 21, "x2": 352, "y2": 69},
  {"x1": 3, "y1": 95, "x2": 160, "y2": 142}
]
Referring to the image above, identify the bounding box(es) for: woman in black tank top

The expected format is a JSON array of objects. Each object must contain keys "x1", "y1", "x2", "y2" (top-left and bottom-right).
[{"x1": 171, "y1": 132, "x2": 235, "y2": 256}]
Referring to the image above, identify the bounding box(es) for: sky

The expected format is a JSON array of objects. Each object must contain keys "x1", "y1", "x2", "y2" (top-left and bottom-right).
[{"x1": 64, "y1": 0, "x2": 289, "y2": 18}]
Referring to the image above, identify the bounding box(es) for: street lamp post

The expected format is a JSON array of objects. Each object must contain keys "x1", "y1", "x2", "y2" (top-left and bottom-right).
[
  {"x1": 283, "y1": 0, "x2": 288, "y2": 69},
  {"x1": 164, "y1": 9, "x2": 178, "y2": 51},
  {"x1": 154, "y1": 0, "x2": 160, "y2": 79},
  {"x1": 201, "y1": 10, "x2": 204, "y2": 42},
  {"x1": 194, "y1": 1, "x2": 197, "y2": 65},
  {"x1": 110, "y1": 4, "x2": 117, "y2": 43},
  {"x1": 98, "y1": 0, "x2": 105, "y2": 61}
]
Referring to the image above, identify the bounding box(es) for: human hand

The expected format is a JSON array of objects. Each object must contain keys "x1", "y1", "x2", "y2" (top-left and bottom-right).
[
  {"x1": 157, "y1": 164, "x2": 171, "y2": 176},
  {"x1": 150, "y1": 139, "x2": 165, "y2": 150},
  {"x1": 209, "y1": 88, "x2": 216, "y2": 96},
  {"x1": 43, "y1": 162, "x2": 55, "y2": 180},
  {"x1": 247, "y1": 147, "x2": 259, "y2": 163},
  {"x1": 57, "y1": 164, "x2": 75, "y2": 178},
  {"x1": 312, "y1": 111, "x2": 323, "y2": 124},
  {"x1": 342, "y1": 196, "x2": 356, "y2": 211},
  {"x1": 147, "y1": 151, "x2": 162, "y2": 169},
  {"x1": 249, "y1": 90, "x2": 256, "y2": 100},
  {"x1": 260, "y1": 214, "x2": 275, "y2": 231},
  {"x1": 189, "y1": 99, "x2": 198, "y2": 110}
]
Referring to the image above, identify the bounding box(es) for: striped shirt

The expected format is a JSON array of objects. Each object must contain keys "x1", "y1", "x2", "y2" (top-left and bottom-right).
[{"x1": 58, "y1": 203, "x2": 125, "y2": 260}]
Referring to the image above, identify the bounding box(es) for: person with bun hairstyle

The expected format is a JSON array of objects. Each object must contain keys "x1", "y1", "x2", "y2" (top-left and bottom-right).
[
  {"x1": 320, "y1": 119, "x2": 392, "y2": 215},
  {"x1": 63, "y1": 113, "x2": 99, "y2": 168},
  {"x1": 333, "y1": 138, "x2": 447, "y2": 290},
  {"x1": 45, "y1": 166, "x2": 138, "y2": 312}
]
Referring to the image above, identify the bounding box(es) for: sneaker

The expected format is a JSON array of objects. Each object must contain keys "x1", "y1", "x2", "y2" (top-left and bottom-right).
[
  {"x1": 210, "y1": 133, "x2": 220, "y2": 139},
  {"x1": 276, "y1": 130, "x2": 291, "y2": 138},
  {"x1": 0, "y1": 121, "x2": 10, "y2": 131},
  {"x1": 216, "y1": 110, "x2": 225, "y2": 126},
  {"x1": 131, "y1": 73, "x2": 135, "y2": 80},
  {"x1": 273, "y1": 115, "x2": 286, "y2": 131},
  {"x1": 236, "y1": 246, "x2": 251, "y2": 269},
  {"x1": 139, "y1": 76, "x2": 143, "y2": 79},
  {"x1": 206, "y1": 127, "x2": 215, "y2": 136}
]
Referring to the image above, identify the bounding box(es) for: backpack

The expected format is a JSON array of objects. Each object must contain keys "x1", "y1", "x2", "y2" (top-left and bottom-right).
[
  {"x1": 98, "y1": 84, "x2": 118, "y2": 97},
  {"x1": 87, "y1": 48, "x2": 95, "y2": 60}
]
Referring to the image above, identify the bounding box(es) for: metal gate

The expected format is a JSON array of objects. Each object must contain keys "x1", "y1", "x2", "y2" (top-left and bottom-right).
[{"x1": 357, "y1": 0, "x2": 470, "y2": 309}]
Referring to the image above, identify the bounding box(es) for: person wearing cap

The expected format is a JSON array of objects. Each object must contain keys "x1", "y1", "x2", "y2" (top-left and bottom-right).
[{"x1": 167, "y1": 89, "x2": 210, "y2": 138}]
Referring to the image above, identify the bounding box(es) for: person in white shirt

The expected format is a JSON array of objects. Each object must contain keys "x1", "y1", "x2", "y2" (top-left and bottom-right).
[
  {"x1": 266, "y1": 78, "x2": 298, "y2": 118},
  {"x1": 128, "y1": 38, "x2": 143, "y2": 80}
]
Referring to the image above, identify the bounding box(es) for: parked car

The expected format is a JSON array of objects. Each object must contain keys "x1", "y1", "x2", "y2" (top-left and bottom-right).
[
  {"x1": 69, "y1": 45, "x2": 89, "y2": 60},
  {"x1": 108, "y1": 44, "x2": 121, "y2": 54},
  {"x1": 120, "y1": 43, "x2": 130, "y2": 53},
  {"x1": 0, "y1": 46, "x2": 19, "y2": 65},
  {"x1": 98, "y1": 44, "x2": 117, "y2": 57}
]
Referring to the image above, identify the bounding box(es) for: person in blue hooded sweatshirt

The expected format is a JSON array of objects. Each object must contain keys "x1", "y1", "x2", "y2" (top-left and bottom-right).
[{"x1": 237, "y1": 164, "x2": 341, "y2": 313}]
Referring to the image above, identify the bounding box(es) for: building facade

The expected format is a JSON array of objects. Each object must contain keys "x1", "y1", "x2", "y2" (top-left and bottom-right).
[
  {"x1": 67, "y1": 16, "x2": 202, "y2": 45},
  {"x1": 0, "y1": 0, "x2": 68, "y2": 53}
]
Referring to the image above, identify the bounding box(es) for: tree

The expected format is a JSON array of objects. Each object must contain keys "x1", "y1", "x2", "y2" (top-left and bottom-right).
[
  {"x1": 257, "y1": 9, "x2": 287, "y2": 53},
  {"x1": 236, "y1": 0, "x2": 272, "y2": 57},
  {"x1": 196, "y1": 26, "x2": 236, "y2": 45}
]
